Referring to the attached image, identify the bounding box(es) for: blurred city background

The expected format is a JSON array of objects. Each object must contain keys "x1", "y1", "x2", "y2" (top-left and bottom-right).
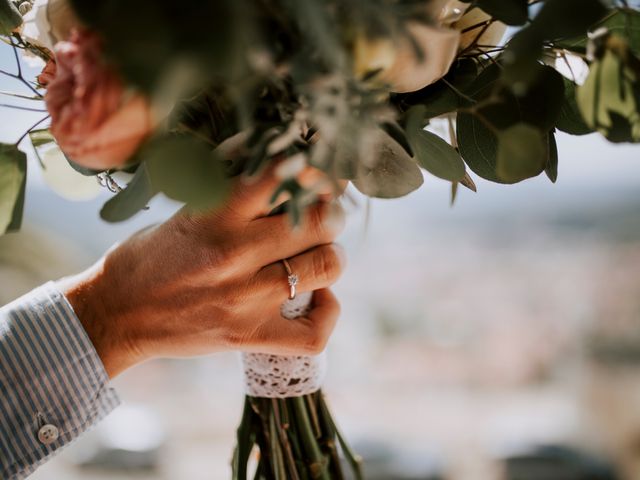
[{"x1": 2, "y1": 51, "x2": 640, "y2": 480}]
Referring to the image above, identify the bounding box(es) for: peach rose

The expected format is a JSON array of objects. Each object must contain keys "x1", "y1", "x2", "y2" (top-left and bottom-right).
[
  {"x1": 45, "y1": 30, "x2": 154, "y2": 169},
  {"x1": 37, "y1": 59, "x2": 57, "y2": 86}
]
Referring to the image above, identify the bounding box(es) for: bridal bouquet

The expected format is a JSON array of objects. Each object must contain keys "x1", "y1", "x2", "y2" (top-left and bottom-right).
[{"x1": 2, "y1": 0, "x2": 639, "y2": 478}]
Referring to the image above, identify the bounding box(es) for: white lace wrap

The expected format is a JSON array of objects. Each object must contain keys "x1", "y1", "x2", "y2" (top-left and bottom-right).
[{"x1": 242, "y1": 291, "x2": 327, "y2": 398}]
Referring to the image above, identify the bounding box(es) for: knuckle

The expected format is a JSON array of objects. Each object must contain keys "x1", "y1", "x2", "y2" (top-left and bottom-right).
[
  {"x1": 203, "y1": 243, "x2": 234, "y2": 272},
  {"x1": 316, "y1": 202, "x2": 346, "y2": 241},
  {"x1": 207, "y1": 238, "x2": 250, "y2": 274},
  {"x1": 302, "y1": 331, "x2": 328, "y2": 356},
  {"x1": 311, "y1": 245, "x2": 343, "y2": 283},
  {"x1": 309, "y1": 203, "x2": 334, "y2": 243},
  {"x1": 330, "y1": 202, "x2": 346, "y2": 234}
]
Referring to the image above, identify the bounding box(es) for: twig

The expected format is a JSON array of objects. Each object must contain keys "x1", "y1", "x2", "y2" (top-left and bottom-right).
[
  {"x1": 0, "y1": 103, "x2": 48, "y2": 112},
  {"x1": 5, "y1": 36, "x2": 45, "y2": 98},
  {"x1": 442, "y1": 78, "x2": 476, "y2": 105},
  {"x1": 0, "y1": 90, "x2": 44, "y2": 101},
  {"x1": 14, "y1": 115, "x2": 50, "y2": 146}
]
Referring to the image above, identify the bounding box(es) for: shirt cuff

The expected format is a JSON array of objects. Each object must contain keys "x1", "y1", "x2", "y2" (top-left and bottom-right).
[{"x1": 0, "y1": 282, "x2": 121, "y2": 480}]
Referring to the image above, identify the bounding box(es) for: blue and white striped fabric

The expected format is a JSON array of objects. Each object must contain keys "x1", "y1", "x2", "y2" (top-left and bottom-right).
[{"x1": 0, "y1": 282, "x2": 121, "y2": 479}]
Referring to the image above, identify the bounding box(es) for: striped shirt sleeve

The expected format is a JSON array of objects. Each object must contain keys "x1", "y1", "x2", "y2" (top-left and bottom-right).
[{"x1": 0, "y1": 282, "x2": 121, "y2": 480}]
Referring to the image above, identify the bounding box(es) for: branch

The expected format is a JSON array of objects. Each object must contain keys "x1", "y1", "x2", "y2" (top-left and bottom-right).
[
  {"x1": 14, "y1": 115, "x2": 50, "y2": 146},
  {"x1": 0, "y1": 103, "x2": 48, "y2": 112}
]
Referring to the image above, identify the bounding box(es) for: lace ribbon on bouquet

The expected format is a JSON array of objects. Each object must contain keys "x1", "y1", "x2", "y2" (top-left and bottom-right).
[{"x1": 241, "y1": 291, "x2": 327, "y2": 398}]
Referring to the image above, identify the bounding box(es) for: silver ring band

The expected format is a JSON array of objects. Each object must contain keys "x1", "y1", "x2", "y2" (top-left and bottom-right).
[{"x1": 282, "y1": 259, "x2": 298, "y2": 300}]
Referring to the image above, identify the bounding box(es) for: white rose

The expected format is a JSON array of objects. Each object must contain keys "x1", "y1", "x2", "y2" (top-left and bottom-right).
[
  {"x1": 451, "y1": 6, "x2": 508, "y2": 52},
  {"x1": 355, "y1": 1, "x2": 470, "y2": 94},
  {"x1": 22, "y1": 0, "x2": 81, "y2": 53}
]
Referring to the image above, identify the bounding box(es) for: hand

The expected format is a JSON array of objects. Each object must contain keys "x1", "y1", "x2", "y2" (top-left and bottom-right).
[{"x1": 60, "y1": 165, "x2": 346, "y2": 378}]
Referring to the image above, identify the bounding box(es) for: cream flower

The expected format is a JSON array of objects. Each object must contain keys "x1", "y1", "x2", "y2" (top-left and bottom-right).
[
  {"x1": 22, "y1": 0, "x2": 81, "y2": 53},
  {"x1": 355, "y1": 1, "x2": 511, "y2": 93},
  {"x1": 355, "y1": 0, "x2": 469, "y2": 93},
  {"x1": 452, "y1": 5, "x2": 508, "y2": 53}
]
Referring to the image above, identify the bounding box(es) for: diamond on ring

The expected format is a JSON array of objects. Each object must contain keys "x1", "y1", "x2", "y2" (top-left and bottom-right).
[{"x1": 282, "y1": 259, "x2": 298, "y2": 300}]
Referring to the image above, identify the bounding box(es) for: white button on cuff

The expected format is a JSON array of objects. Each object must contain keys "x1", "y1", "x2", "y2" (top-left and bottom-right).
[{"x1": 37, "y1": 424, "x2": 59, "y2": 445}]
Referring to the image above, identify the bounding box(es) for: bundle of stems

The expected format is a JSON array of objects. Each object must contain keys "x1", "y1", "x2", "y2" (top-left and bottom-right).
[{"x1": 233, "y1": 390, "x2": 363, "y2": 480}]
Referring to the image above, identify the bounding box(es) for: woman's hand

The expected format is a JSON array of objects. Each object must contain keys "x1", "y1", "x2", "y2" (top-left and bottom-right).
[{"x1": 60, "y1": 165, "x2": 346, "y2": 378}]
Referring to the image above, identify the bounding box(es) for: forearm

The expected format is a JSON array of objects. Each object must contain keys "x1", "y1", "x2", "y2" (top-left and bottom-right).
[
  {"x1": 0, "y1": 283, "x2": 120, "y2": 480},
  {"x1": 58, "y1": 257, "x2": 135, "y2": 379}
]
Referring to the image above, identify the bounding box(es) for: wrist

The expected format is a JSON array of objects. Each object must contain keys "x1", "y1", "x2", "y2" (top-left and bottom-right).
[{"x1": 59, "y1": 258, "x2": 137, "y2": 378}]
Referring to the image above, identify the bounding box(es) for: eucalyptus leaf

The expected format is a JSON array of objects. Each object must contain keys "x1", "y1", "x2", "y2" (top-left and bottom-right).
[
  {"x1": 29, "y1": 129, "x2": 56, "y2": 148},
  {"x1": 380, "y1": 122, "x2": 413, "y2": 157},
  {"x1": 353, "y1": 133, "x2": 423, "y2": 199},
  {"x1": 100, "y1": 164, "x2": 155, "y2": 222},
  {"x1": 457, "y1": 113, "x2": 547, "y2": 184},
  {"x1": 29, "y1": 129, "x2": 102, "y2": 176},
  {"x1": 496, "y1": 124, "x2": 547, "y2": 183},
  {"x1": 413, "y1": 129, "x2": 465, "y2": 182},
  {"x1": 0, "y1": 143, "x2": 27, "y2": 234},
  {"x1": 545, "y1": 132, "x2": 559, "y2": 183},
  {"x1": 0, "y1": 0, "x2": 22, "y2": 35},
  {"x1": 530, "y1": 0, "x2": 610, "y2": 41},
  {"x1": 394, "y1": 58, "x2": 479, "y2": 118},
  {"x1": 460, "y1": 171, "x2": 477, "y2": 192},
  {"x1": 577, "y1": 48, "x2": 640, "y2": 142},
  {"x1": 457, "y1": 111, "x2": 501, "y2": 182},
  {"x1": 66, "y1": 157, "x2": 103, "y2": 176},
  {"x1": 475, "y1": 0, "x2": 529, "y2": 26},
  {"x1": 69, "y1": 0, "x2": 237, "y2": 92},
  {"x1": 145, "y1": 135, "x2": 230, "y2": 210},
  {"x1": 474, "y1": 64, "x2": 566, "y2": 132},
  {"x1": 556, "y1": 78, "x2": 595, "y2": 136},
  {"x1": 556, "y1": 9, "x2": 640, "y2": 53}
]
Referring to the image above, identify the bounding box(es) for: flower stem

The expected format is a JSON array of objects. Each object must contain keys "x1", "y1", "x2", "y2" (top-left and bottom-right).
[{"x1": 291, "y1": 396, "x2": 331, "y2": 480}]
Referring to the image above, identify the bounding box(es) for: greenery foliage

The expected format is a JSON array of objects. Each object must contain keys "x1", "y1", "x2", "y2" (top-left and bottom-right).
[{"x1": 1, "y1": 1, "x2": 640, "y2": 234}]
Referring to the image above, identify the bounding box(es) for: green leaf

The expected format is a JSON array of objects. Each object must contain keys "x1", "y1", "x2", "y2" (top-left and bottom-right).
[
  {"x1": 530, "y1": 0, "x2": 610, "y2": 41},
  {"x1": 556, "y1": 9, "x2": 640, "y2": 53},
  {"x1": 475, "y1": 0, "x2": 529, "y2": 26},
  {"x1": 69, "y1": 0, "x2": 237, "y2": 92},
  {"x1": 457, "y1": 112, "x2": 501, "y2": 183},
  {"x1": 100, "y1": 164, "x2": 155, "y2": 222},
  {"x1": 28, "y1": 129, "x2": 55, "y2": 148},
  {"x1": 0, "y1": 0, "x2": 22, "y2": 35},
  {"x1": 0, "y1": 143, "x2": 27, "y2": 234},
  {"x1": 405, "y1": 107, "x2": 465, "y2": 182},
  {"x1": 380, "y1": 121, "x2": 413, "y2": 157},
  {"x1": 479, "y1": 64, "x2": 566, "y2": 132},
  {"x1": 457, "y1": 113, "x2": 548, "y2": 184},
  {"x1": 145, "y1": 135, "x2": 229, "y2": 210},
  {"x1": 29, "y1": 129, "x2": 103, "y2": 176},
  {"x1": 66, "y1": 157, "x2": 103, "y2": 176},
  {"x1": 411, "y1": 130, "x2": 465, "y2": 182},
  {"x1": 577, "y1": 48, "x2": 640, "y2": 142},
  {"x1": 545, "y1": 132, "x2": 559, "y2": 183},
  {"x1": 394, "y1": 58, "x2": 479, "y2": 118},
  {"x1": 496, "y1": 124, "x2": 547, "y2": 183},
  {"x1": 556, "y1": 78, "x2": 595, "y2": 136},
  {"x1": 353, "y1": 132, "x2": 423, "y2": 199}
]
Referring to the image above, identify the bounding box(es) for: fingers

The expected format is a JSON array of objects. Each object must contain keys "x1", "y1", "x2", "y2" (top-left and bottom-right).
[
  {"x1": 223, "y1": 159, "x2": 340, "y2": 221},
  {"x1": 245, "y1": 200, "x2": 346, "y2": 267},
  {"x1": 242, "y1": 289, "x2": 341, "y2": 356},
  {"x1": 254, "y1": 243, "x2": 346, "y2": 301}
]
